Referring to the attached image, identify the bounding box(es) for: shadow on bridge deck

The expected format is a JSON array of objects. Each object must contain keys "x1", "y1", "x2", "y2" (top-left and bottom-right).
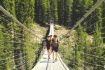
[{"x1": 32, "y1": 49, "x2": 69, "y2": 70}]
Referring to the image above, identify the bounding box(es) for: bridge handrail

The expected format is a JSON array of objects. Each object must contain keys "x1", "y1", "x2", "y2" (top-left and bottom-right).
[
  {"x1": 0, "y1": 6, "x2": 40, "y2": 39},
  {"x1": 60, "y1": 0, "x2": 105, "y2": 41},
  {"x1": 58, "y1": 53, "x2": 70, "y2": 70}
]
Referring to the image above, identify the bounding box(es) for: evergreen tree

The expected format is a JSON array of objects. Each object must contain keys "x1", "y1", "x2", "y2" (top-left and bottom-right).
[
  {"x1": 0, "y1": 1, "x2": 6, "y2": 69},
  {"x1": 93, "y1": 22, "x2": 103, "y2": 70},
  {"x1": 35, "y1": 0, "x2": 44, "y2": 24},
  {"x1": 72, "y1": 0, "x2": 93, "y2": 26},
  {"x1": 0, "y1": 0, "x2": 16, "y2": 70},
  {"x1": 82, "y1": 0, "x2": 93, "y2": 33},
  {"x1": 15, "y1": 0, "x2": 34, "y2": 23},
  {"x1": 102, "y1": 2, "x2": 105, "y2": 42},
  {"x1": 0, "y1": 0, "x2": 105, "y2": 70},
  {"x1": 42, "y1": 0, "x2": 51, "y2": 23},
  {"x1": 93, "y1": 3, "x2": 103, "y2": 70},
  {"x1": 15, "y1": 0, "x2": 27, "y2": 69},
  {"x1": 64, "y1": 0, "x2": 73, "y2": 26},
  {"x1": 75, "y1": 24, "x2": 88, "y2": 70},
  {"x1": 15, "y1": 0, "x2": 36, "y2": 70},
  {"x1": 50, "y1": 0, "x2": 58, "y2": 22},
  {"x1": 58, "y1": 0, "x2": 65, "y2": 25},
  {"x1": 0, "y1": 20, "x2": 6, "y2": 70},
  {"x1": 72, "y1": 0, "x2": 84, "y2": 25}
]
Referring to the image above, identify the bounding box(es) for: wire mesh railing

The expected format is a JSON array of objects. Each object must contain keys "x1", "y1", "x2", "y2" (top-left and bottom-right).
[
  {"x1": 0, "y1": 6, "x2": 43, "y2": 70},
  {"x1": 59, "y1": 0, "x2": 105, "y2": 70},
  {"x1": 1, "y1": 0, "x2": 105, "y2": 70}
]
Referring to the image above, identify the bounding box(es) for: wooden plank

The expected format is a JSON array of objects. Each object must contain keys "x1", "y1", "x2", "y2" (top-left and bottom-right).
[{"x1": 32, "y1": 49, "x2": 69, "y2": 70}]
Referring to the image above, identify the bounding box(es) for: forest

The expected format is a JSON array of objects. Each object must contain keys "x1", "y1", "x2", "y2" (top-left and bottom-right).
[{"x1": 0, "y1": 0, "x2": 105, "y2": 70}]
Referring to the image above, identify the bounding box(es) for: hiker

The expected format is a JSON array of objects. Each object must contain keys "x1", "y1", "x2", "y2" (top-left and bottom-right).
[
  {"x1": 52, "y1": 35, "x2": 60, "y2": 61},
  {"x1": 49, "y1": 35, "x2": 54, "y2": 58},
  {"x1": 49, "y1": 19, "x2": 54, "y2": 39},
  {"x1": 46, "y1": 35, "x2": 51, "y2": 59}
]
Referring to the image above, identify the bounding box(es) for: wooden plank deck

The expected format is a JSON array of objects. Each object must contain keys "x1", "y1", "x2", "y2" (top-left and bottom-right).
[{"x1": 32, "y1": 49, "x2": 69, "y2": 70}]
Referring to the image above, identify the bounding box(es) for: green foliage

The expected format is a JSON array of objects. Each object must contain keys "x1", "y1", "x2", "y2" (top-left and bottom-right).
[
  {"x1": 50, "y1": 0, "x2": 58, "y2": 22},
  {"x1": 0, "y1": 0, "x2": 40, "y2": 70},
  {"x1": 1, "y1": 0, "x2": 105, "y2": 70},
  {"x1": 92, "y1": 21, "x2": 104, "y2": 70},
  {"x1": 23, "y1": 30, "x2": 39, "y2": 70},
  {"x1": 15, "y1": 0, "x2": 34, "y2": 23},
  {"x1": 72, "y1": 0, "x2": 84, "y2": 24},
  {"x1": 42, "y1": 0, "x2": 51, "y2": 23},
  {"x1": 75, "y1": 24, "x2": 91, "y2": 70},
  {"x1": 0, "y1": 24, "x2": 5, "y2": 70},
  {"x1": 64, "y1": 0, "x2": 73, "y2": 26},
  {"x1": 72, "y1": 0, "x2": 93, "y2": 26},
  {"x1": 102, "y1": 2, "x2": 105, "y2": 42},
  {"x1": 35, "y1": 0, "x2": 44, "y2": 24}
]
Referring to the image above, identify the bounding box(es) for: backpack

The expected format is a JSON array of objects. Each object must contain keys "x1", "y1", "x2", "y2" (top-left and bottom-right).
[{"x1": 52, "y1": 39, "x2": 59, "y2": 48}]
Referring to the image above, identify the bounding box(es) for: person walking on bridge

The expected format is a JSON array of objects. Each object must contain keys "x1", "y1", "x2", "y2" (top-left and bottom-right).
[
  {"x1": 46, "y1": 35, "x2": 52, "y2": 59},
  {"x1": 49, "y1": 19, "x2": 54, "y2": 38},
  {"x1": 52, "y1": 35, "x2": 60, "y2": 62}
]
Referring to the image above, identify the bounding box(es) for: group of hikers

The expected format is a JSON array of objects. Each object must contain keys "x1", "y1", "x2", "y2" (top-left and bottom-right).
[
  {"x1": 41, "y1": 19, "x2": 60, "y2": 62},
  {"x1": 47, "y1": 35, "x2": 59, "y2": 61},
  {"x1": 42, "y1": 34, "x2": 60, "y2": 62}
]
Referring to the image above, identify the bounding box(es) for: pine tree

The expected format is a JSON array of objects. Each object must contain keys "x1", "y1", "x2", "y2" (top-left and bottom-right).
[
  {"x1": 35, "y1": 0, "x2": 44, "y2": 24},
  {"x1": 72, "y1": 0, "x2": 92, "y2": 25},
  {"x1": 0, "y1": 0, "x2": 16, "y2": 70},
  {"x1": 102, "y1": 2, "x2": 105, "y2": 42},
  {"x1": 15, "y1": 0, "x2": 27, "y2": 69},
  {"x1": 42, "y1": 0, "x2": 51, "y2": 23},
  {"x1": 0, "y1": 21, "x2": 5, "y2": 70},
  {"x1": 50, "y1": 0, "x2": 58, "y2": 22},
  {"x1": 0, "y1": 1, "x2": 6, "y2": 69},
  {"x1": 15, "y1": 0, "x2": 37, "y2": 70},
  {"x1": 75, "y1": 24, "x2": 88, "y2": 70},
  {"x1": 82, "y1": 0, "x2": 93, "y2": 33},
  {"x1": 64, "y1": 0, "x2": 73, "y2": 26},
  {"x1": 58, "y1": 0, "x2": 65, "y2": 25},
  {"x1": 93, "y1": 3, "x2": 103, "y2": 70},
  {"x1": 72, "y1": 0, "x2": 83, "y2": 25}
]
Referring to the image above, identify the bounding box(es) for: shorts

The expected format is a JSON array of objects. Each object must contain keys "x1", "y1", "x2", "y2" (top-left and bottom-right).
[
  {"x1": 47, "y1": 45, "x2": 50, "y2": 50},
  {"x1": 53, "y1": 46, "x2": 58, "y2": 52},
  {"x1": 52, "y1": 43, "x2": 58, "y2": 52}
]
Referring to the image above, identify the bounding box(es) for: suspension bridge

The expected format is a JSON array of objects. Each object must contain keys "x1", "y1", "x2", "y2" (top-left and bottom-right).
[{"x1": 0, "y1": 0, "x2": 105, "y2": 70}]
